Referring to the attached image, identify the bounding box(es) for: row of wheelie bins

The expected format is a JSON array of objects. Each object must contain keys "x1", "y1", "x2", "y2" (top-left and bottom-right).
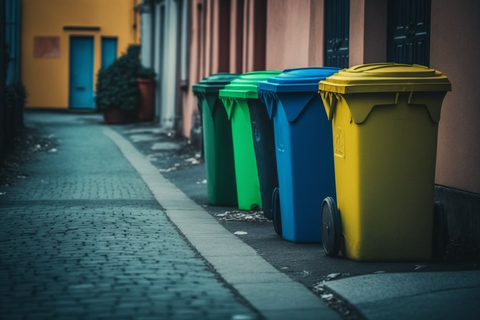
[{"x1": 192, "y1": 63, "x2": 451, "y2": 261}]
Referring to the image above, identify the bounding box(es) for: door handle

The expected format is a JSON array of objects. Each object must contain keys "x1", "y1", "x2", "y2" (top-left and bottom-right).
[
  {"x1": 332, "y1": 38, "x2": 342, "y2": 51},
  {"x1": 404, "y1": 23, "x2": 415, "y2": 39}
]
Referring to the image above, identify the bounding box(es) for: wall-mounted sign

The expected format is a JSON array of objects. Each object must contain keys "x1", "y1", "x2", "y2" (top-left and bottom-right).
[{"x1": 34, "y1": 36, "x2": 60, "y2": 58}]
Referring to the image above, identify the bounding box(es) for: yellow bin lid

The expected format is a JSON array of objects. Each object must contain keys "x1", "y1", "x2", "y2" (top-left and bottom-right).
[{"x1": 319, "y1": 63, "x2": 451, "y2": 94}]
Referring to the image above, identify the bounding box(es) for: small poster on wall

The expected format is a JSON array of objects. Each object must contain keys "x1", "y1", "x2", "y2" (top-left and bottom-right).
[{"x1": 34, "y1": 36, "x2": 60, "y2": 58}]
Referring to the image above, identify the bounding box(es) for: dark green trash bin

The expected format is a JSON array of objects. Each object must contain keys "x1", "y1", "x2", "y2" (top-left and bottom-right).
[{"x1": 192, "y1": 73, "x2": 239, "y2": 206}]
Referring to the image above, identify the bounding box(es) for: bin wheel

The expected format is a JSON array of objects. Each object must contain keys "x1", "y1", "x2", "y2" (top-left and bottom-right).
[
  {"x1": 432, "y1": 201, "x2": 449, "y2": 260},
  {"x1": 322, "y1": 197, "x2": 341, "y2": 257},
  {"x1": 271, "y1": 187, "x2": 282, "y2": 236}
]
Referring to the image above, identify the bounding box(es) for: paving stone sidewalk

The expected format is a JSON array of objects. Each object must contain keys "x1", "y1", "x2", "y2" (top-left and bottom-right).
[{"x1": 0, "y1": 113, "x2": 259, "y2": 320}]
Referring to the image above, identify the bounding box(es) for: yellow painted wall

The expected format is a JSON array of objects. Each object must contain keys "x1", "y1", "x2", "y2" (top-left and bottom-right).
[{"x1": 21, "y1": 0, "x2": 141, "y2": 108}]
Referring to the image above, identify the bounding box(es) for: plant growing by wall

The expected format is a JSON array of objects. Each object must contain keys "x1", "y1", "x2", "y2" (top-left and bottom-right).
[
  {"x1": 11, "y1": 82, "x2": 28, "y2": 105},
  {"x1": 137, "y1": 66, "x2": 156, "y2": 79},
  {"x1": 95, "y1": 45, "x2": 142, "y2": 111}
]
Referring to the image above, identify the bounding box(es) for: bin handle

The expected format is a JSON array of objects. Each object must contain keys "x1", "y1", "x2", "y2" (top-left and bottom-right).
[
  {"x1": 221, "y1": 97, "x2": 235, "y2": 120},
  {"x1": 194, "y1": 92, "x2": 204, "y2": 112},
  {"x1": 320, "y1": 91, "x2": 338, "y2": 121},
  {"x1": 258, "y1": 90, "x2": 278, "y2": 119}
]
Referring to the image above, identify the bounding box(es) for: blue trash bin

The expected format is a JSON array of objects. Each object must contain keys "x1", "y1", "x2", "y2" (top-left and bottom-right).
[{"x1": 257, "y1": 67, "x2": 340, "y2": 243}]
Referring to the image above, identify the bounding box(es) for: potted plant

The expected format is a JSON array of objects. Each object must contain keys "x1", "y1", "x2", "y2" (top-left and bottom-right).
[
  {"x1": 95, "y1": 45, "x2": 142, "y2": 124},
  {"x1": 137, "y1": 66, "x2": 156, "y2": 121}
]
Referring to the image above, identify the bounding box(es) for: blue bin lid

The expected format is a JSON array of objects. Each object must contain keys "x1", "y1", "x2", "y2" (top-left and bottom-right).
[
  {"x1": 257, "y1": 67, "x2": 341, "y2": 122},
  {"x1": 257, "y1": 67, "x2": 341, "y2": 93}
]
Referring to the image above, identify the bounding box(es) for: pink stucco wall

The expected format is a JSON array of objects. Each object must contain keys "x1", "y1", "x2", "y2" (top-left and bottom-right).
[
  {"x1": 181, "y1": 0, "x2": 266, "y2": 137},
  {"x1": 349, "y1": 0, "x2": 387, "y2": 67},
  {"x1": 431, "y1": 0, "x2": 480, "y2": 194},
  {"x1": 182, "y1": 0, "x2": 480, "y2": 196},
  {"x1": 266, "y1": 0, "x2": 325, "y2": 70}
]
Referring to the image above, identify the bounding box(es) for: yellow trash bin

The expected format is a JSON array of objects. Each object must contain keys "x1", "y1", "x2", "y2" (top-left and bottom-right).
[{"x1": 318, "y1": 63, "x2": 451, "y2": 261}]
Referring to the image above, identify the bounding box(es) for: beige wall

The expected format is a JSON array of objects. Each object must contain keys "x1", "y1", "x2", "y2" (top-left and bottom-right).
[
  {"x1": 266, "y1": 0, "x2": 325, "y2": 70},
  {"x1": 431, "y1": 0, "x2": 480, "y2": 194}
]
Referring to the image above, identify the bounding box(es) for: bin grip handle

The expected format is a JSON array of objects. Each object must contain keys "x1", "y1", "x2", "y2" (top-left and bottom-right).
[
  {"x1": 258, "y1": 90, "x2": 278, "y2": 119},
  {"x1": 320, "y1": 91, "x2": 338, "y2": 121}
]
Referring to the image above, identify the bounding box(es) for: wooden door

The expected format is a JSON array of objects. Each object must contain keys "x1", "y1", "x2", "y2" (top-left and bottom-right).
[{"x1": 69, "y1": 37, "x2": 94, "y2": 109}]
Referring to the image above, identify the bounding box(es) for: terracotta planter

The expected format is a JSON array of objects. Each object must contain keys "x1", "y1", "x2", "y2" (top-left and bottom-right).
[
  {"x1": 137, "y1": 78, "x2": 156, "y2": 121},
  {"x1": 103, "y1": 106, "x2": 136, "y2": 124}
]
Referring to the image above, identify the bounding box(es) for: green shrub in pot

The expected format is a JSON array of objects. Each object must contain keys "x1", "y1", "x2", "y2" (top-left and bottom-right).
[{"x1": 95, "y1": 45, "x2": 142, "y2": 112}]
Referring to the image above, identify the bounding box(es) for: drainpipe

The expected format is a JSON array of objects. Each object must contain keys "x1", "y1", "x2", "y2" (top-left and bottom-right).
[
  {"x1": 174, "y1": 0, "x2": 190, "y2": 133},
  {"x1": 1, "y1": 0, "x2": 6, "y2": 161},
  {"x1": 137, "y1": 0, "x2": 153, "y2": 68}
]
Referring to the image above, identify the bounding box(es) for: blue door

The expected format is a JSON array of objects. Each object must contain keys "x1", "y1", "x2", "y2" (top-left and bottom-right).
[
  {"x1": 101, "y1": 38, "x2": 117, "y2": 69},
  {"x1": 69, "y1": 37, "x2": 94, "y2": 109}
]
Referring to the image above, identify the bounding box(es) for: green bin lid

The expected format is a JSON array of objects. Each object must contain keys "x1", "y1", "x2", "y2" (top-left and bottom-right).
[
  {"x1": 319, "y1": 63, "x2": 451, "y2": 94},
  {"x1": 192, "y1": 73, "x2": 240, "y2": 93},
  {"x1": 219, "y1": 71, "x2": 281, "y2": 100}
]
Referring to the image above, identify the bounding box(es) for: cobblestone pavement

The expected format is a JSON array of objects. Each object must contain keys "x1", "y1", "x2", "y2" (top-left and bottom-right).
[{"x1": 0, "y1": 113, "x2": 259, "y2": 320}]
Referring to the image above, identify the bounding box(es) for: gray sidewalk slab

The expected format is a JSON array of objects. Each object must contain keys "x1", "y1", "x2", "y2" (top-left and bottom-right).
[{"x1": 324, "y1": 270, "x2": 480, "y2": 320}]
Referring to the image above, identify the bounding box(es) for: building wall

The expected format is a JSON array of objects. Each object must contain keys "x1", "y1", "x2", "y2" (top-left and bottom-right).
[
  {"x1": 431, "y1": 0, "x2": 480, "y2": 195},
  {"x1": 349, "y1": 0, "x2": 387, "y2": 66},
  {"x1": 182, "y1": 0, "x2": 232, "y2": 137},
  {"x1": 266, "y1": 0, "x2": 325, "y2": 70},
  {"x1": 21, "y1": 0, "x2": 139, "y2": 108},
  {"x1": 181, "y1": 0, "x2": 266, "y2": 138},
  {"x1": 169, "y1": 0, "x2": 480, "y2": 203}
]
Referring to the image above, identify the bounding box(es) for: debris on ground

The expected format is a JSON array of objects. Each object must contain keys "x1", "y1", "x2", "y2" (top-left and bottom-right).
[
  {"x1": 185, "y1": 157, "x2": 202, "y2": 165},
  {"x1": 414, "y1": 265, "x2": 426, "y2": 271},
  {"x1": 214, "y1": 210, "x2": 270, "y2": 222},
  {"x1": 445, "y1": 237, "x2": 480, "y2": 262},
  {"x1": 321, "y1": 273, "x2": 350, "y2": 282},
  {"x1": 0, "y1": 127, "x2": 57, "y2": 187},
  {"x1": 234, "y1": 231, "x2": 248, "y2": 235},
  {"x1": 312, "y1": 283, "x2": 363, "y2": 320},
  {"x1": 326, "y1": 273, "x2": 342, "y2": 280}
]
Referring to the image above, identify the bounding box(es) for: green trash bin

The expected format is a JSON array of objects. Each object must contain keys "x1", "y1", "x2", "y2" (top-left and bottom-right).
[
  {"x1": 192, "y1": 73, "x2": 240, "y2": 206},
  {"x1": 219, "y1": 71, "x2": 281, "y2": 210}
]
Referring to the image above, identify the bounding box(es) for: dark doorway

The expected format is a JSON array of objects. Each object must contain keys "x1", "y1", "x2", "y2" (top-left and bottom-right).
[
  {"x1": 324, "y1": 0, "x2": 350, "y2": 69},
  {"x1": 387, "y1": 0, "x2": 431, "y2": 66}
]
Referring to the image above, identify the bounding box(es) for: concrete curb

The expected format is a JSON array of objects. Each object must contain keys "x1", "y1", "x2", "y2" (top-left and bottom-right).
[
  {"x1": 324, "y1": 271, "x2": 480, "y2": 320},
  {"x1": 103, "y1": 127, "x2": 342, "y2": 320}
]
